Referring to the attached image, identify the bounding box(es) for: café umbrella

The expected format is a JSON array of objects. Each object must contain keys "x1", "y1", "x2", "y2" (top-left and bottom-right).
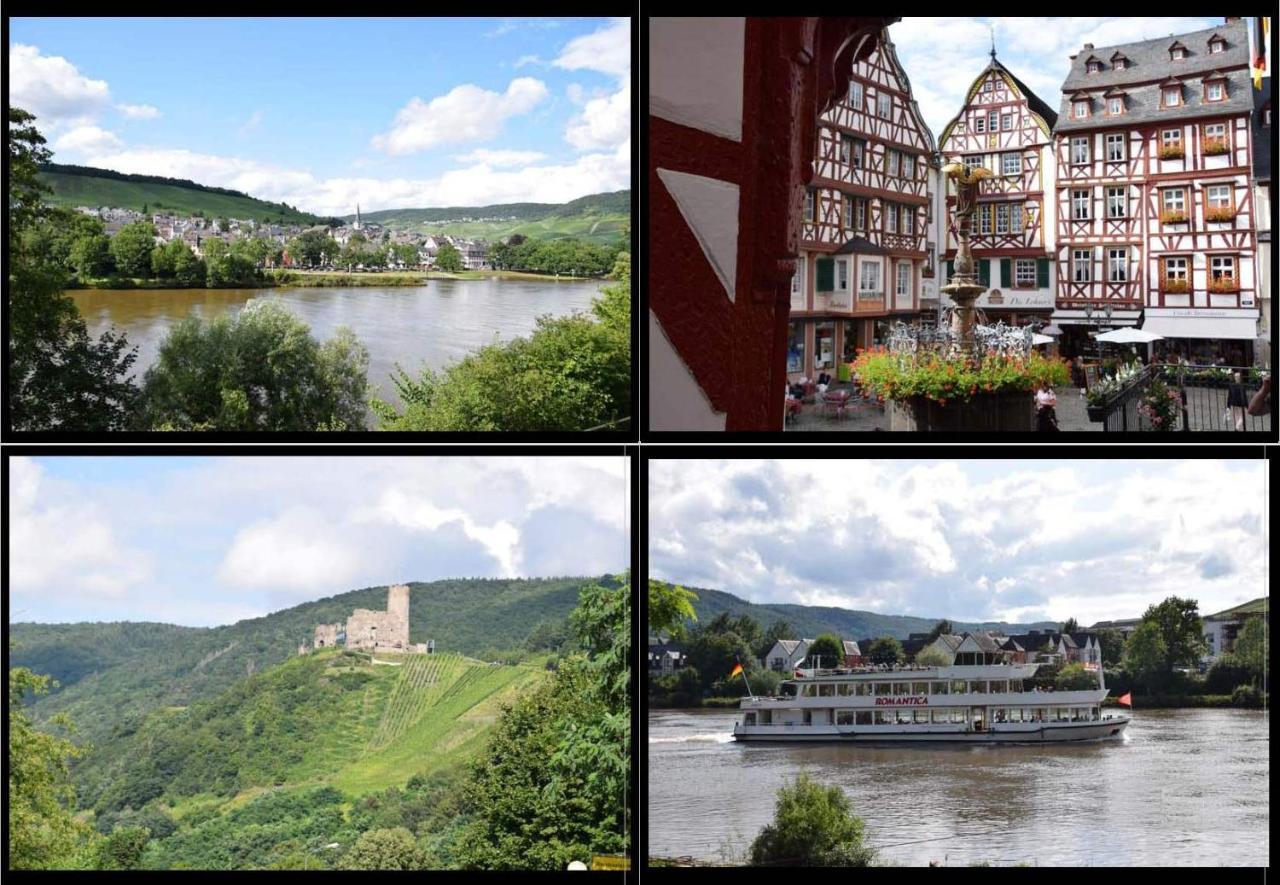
[{"x1": 1096, "y1": 326, "x2": 1164, "y2": 364}]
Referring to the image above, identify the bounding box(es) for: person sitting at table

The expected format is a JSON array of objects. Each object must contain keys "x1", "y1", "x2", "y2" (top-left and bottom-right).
[{"x1": 816, "y1": 372, "x2": 832, "y2": 387}]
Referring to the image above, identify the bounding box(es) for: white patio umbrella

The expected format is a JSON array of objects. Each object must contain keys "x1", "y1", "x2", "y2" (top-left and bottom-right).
[
  {"x1": 1032, "y1": 333, "x2": 1054, "y2": 346},
  {"x1": 1097, "y1": 326, "x2": 1164, "y2": 365}
]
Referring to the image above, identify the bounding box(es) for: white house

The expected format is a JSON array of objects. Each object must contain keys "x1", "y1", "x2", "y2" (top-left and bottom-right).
[
  {"x1": 1201, "y1": 597, "x2": 1268, "y2": 665},
  {"x1": 762, "y1": 639, "x2": 811, "y2": 673}
]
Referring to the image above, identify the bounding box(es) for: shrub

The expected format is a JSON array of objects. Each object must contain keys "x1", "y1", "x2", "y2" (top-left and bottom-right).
[
  {"x1": 1137, "y1": 378, "x2": 1182, "y2": 432},
  {"x1": 748, "y1": 774, "x2": 874, "y2": 867},
  {"x1": 1231, "y1": 684, "x2": 1263, "y2": 709},
  {"x1": 1206, "y1": 655, "x2": 1253, "y2": 694},
  {"x1": 1055, "y1": 663, "x2": 1100, "y2": 691}
]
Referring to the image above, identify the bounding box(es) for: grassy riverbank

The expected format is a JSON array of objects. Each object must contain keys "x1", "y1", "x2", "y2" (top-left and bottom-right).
[
  {"x1": 69, "y1": 268, "x2": 602, "y2": 289},
  {"x1": 1102, "y1": 693, "x2": 1266, "y2": 709}
]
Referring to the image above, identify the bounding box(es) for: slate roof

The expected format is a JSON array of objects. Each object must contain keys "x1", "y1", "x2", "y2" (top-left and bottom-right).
[
  {"x1": 993, "y1": 58, "x2": 1059, "y2": 131},
  {"x1": 775, "y1": 639, "x2": 809, "y2": 656},
  {"x1": 1254, "y1": 77, "x2": 1272, "y2": 182},
  {"x1": 835, "y1": 235, "x2": 887, "y2": 255},
  {"x1": 960, "y1": 631, "x2": 1003, "y2": 654},
  {"x1": 935, "y1": 634, "x2": 965, "y2": 652},
  {"x1": 1056, "y1": 21, "x2": 1253, "y2": 132}
]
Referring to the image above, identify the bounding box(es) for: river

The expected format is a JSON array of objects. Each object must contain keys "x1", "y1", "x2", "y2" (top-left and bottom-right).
[
  {"x1": 648, "y1": 708, "x2": 1269, "y2": 867},
  {"x1": 69, "y1": 277, "x2": 602, "y2": 403}
]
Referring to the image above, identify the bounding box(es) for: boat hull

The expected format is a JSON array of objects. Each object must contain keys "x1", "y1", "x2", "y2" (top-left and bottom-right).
[{"x1": 733, "y1": 718, "x2": 1130, "y2": 743}]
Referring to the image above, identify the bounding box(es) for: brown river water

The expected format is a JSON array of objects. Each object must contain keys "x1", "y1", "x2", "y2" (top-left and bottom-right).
[
  {"x1": 70, "y1": 278, "x2": 601, "y2": 404},
  {"x1": 647, "y1": 707, "x2": 1269, "y2": 866}
]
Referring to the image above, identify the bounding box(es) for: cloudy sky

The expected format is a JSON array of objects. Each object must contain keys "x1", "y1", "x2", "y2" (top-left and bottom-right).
[
  {"x1": 9, "y1": 455, "x2": 629, "y2": 626},
  {"x1": 890, "y1": 17, "x2": 1224, "y2": 138},
  {"x1": 649, "y1": 459, "x2": 1267, "y2": 626},
  {"x1": 8, "y1": 17, "x2": 629, "y2": 215}
]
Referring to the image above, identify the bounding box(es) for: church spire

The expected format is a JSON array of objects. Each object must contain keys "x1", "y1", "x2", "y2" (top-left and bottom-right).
[
  {"x1": 990, "y1": 24, "x2": 997, "y2": 61},
  {"x1": 355, "y1": 203, "x2": 362, "y2": 230}
]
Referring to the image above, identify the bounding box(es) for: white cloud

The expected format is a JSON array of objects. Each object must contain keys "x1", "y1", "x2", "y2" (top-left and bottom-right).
[
  {"x1": 371, "y1": 77, "x2": 549, "y2": 155},
  {"x1": 116, "y1": 103, "x2": 161, "y2": 119},
  {"x1": 218, "y1": 508, "x2": 366, "y2": 591},
  {"x1": 238, "y1": 110, "x2": 264, "y2": 136},
  {"x1": 513, "y1": 54, "x2": 542, "y2": 68},
  {"x1": 8, "y1": 44, "x2": 111, "y2": 126},
  {"x1": 53, "y1": 124, "x2": 123, "y2": 155},
  {"x1": 565, "y1": 81, "x2": 630, "y2": 150},
  {"x1": 553, "y1": 17, "x2": 630, "y2": 79},
  {"x1": 366, "y1": 490, "x2": 523, "y2": 578},
  {"x1": 453, "y1": 148, "x2": 548, "y2": 166}
]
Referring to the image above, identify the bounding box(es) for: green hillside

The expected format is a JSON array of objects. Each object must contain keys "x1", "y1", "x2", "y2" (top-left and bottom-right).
[
  {"x1": 9, "y1": 575, "x2": 610, "y2": 748},
  {"x1": 36, "y1": 164, "x2": 332, "y2": 224},
  {"x1": 664, "y1": 584, "x2": 1061, "y2": 641},
  {"x1": 352, "y1": 190, "x2": 630, "y2": 244}
]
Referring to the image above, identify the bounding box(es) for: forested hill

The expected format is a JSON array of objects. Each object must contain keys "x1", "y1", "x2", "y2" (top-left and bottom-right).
[
  {"x1": 664, "y1": 585, "x2": 1060, "y2": 641},
  {"x1": 9, "y1": 575, "x2": 615, "y2": 746},
  {"x1": 36, "y1": 163, "x2": 336, "y2": 225},
  {"x1": 350, "y1": 190, "x2": 629, "y2": 225}
]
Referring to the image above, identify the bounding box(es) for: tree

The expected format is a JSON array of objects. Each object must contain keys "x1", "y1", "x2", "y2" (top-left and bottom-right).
[
  {"x1": 748, "y1": 773, "x2": 874, "y2": 867},
  {"x1": 924, "y1": 619, "x2": 954, "y2": 644},
  {"x1": 1061, "y1": 618, "x2": 1080, "y2": 634},
  {"x1": 110, "y1": 221, "x2": 159, "y2": 277},
  {"x1": 913, "y1": 645, "x2": 952, "y2": 668},
  {"x1": 1232, "y1": 618, "x2": 1266, "y2": 688},
  {"x1": 141, "y1": 203, "x2": 148, "y2": 214},
  {"x1": 1142, "y1": 597, "x2": 1206, "y2": 674},
  {"x1": 1095, "y1": 628, "x2": 1126, "y2": 669},
  {"x1": 807, "y1": 634, "x2": 844, "y2": 669},
  {"x1": 1122, "y1": 620, "x2": 1168, "y2": 690},
  {"x1": 391, "y1": 242, "x2": 419, "y2": 268},
  {"x1": 866, "y1": 636, "x2": 905, "y2": 666},
  {"x1": 1054, "y1": 663, "x2": 1098, "y2": 691},
  {"x1": 69, "y1": 233, "x2": 114, "y2": 278},
  {"x1": 1205, "y1": 654, "x2": 1254, "y2": 694},
  {"x1": 337, "y1": 827, "x2": 427, "y2": 870},
  {"x1": 758, "y1": 620, "x2": 796, "y2": 661},
  {"x1": 435, "y1": 242, "x2": 463, "y2": 272},
  {"x1": 95, "y1": 826, "x2": 150, "y2": 870},
  {"x1": 8, "y1": 107, "x2": 139, "y2": 431},
  {"x1": 648, "y1": 580, "x2": 698, "y2": 640},
  {"x1": 138, "y1": 299, "x2": 369, "y2": 430},
  {"x1": 172, "y1": 247, "x2": 206, "y2": 286},
  {"x1": 8, "y1": 666, "x2": 100, "y2": 869}
]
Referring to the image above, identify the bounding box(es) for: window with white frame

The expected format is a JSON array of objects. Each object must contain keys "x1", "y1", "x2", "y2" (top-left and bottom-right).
[
  {"x1": 1207, "y1": 81, "x2": 1224, "y2": 101},
  {"x1": 1109, "y1": 97, "x2": 1124, "y2": 115},
  {"x1": 853, "y1": 138, "x2": 865, "y2": 168},
  {"x1": 901, "y1": 205, "x2": 914, "y2": 235},
  {"x1": 1072, "y1": 137, "x2": 1089, "y2": 164},
  {"x1": 792, "y1": 257, "x2": 805, "y2": 296},
  {"x1": 1087, "y1": 60, "x2": 1101, "y2": 73},
  {"x1": 902, "y1": 153, "x2": 914, "y2": 178},
  {"x1": 1113, "y1": 57, "x2": 1127, "y2": 71},
  {"x1": 844, "y1": 194, "x2": 854, "y2": 230},
  {"x1": 1073, "y1": 249, "x2": 1091, "y2": 282},
  {"x1": 1002, "y1": 152, "x2": 1020, "y2": 176},
  {"x1": 1072, "y1": 189, "x2": 1090, "y2": 220},
  {"x1": 1165, "y1": 256, "x2": 1188, "y2": 282},
  {"x1": 1205, "y1": 122, "x2": 1226, "y2": 141},
  {"x1": 1108, "y1": 248, "x2": 1127, "y2": 282},
  {"x1": 806, "y1": 188, "x2": 816, "y2": 221},
  {"x1": 1163, "y1": 86, "x2": 1181, "y2": 106},
  {"x1": 979, "y1": 204, "x2": 992, "y2": 234},
  {"x1": 849, "y1": 80, "x2": 863, "y2": 109},
  {"x1": 1206, "y1": 184, "x2": 1232, "y2": 208},
  {"x1": 836, "y1": 257, "x2": 849, "y2": 291},
  {"x1": 877, "y1": 92, "x2": 891, "y2": 119},
  {"x1": 1163, "y1": 188, "x2": 1186, "y2": 212},
  {"x1": 1074, "y1": 100, "x2": 1089, "y2": 118},
  {"x1": 1002, "y1": 112, "x2": 1012, "y2": 130},
  {"x1": 1107, "y1": 186, "x2": 1126, "y2": 218},
  {"x1": 896, "y1": 261, "x2": 911, "y2": 297},
  {"x1": 1209, "y1": 38, "x2": 1224, "y2": 54},
  {"x1": 988, "y1": 111, "x2": 999, "y2": 132},
  {"x1": 1015, "y1": 258, "x2": 1036, "y2": 287},
  {"x1": 965, "y1": 154, "x2": 984, "y2": 172},
  {"x1": 840, "y1": 134, "x2": 852, "y2": 164},
  {"x1": 996, "y1": 204, "x2": 1010, "y2": 234},
  {"x1": 855, "y1": 198, "x2": 866, "y2": 231},
  {"x1": 975, "y1": 115, "x2": 986, "y2": 133},
  {"x1": 1162, "y1": 128, "x2": 1182, "y2": 148},
  {"x1": 1107, "y1": 133, "x2": 1125, "y2": 161},
  {"x1": 888, "y1": 149, "x2": 900, "y2": 177},
  {"x1": 1172, "y1": 47, "x2": 1186, "y2": 60},
  {"x1": 886, "y1": 201, "x2": 898, "y2": 234},
  {"x1": 1010, "y1": 204, "x2": 1022, "y2": 230},
  {"x1": 859, "y1": 259, "x2": 881, "y2": 294},
  {"x1": 1210, "y1": 255, "x2": 1235, "y2": 281}
]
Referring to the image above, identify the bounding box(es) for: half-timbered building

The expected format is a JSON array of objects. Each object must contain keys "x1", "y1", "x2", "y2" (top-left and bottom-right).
[
  {"x1": 1053, "y1": 21, "x2": 1260, "y2": 362},
  {"x1": 788, "y1": 29, "x2": 937, "y2": 382},
  {"x1": 938, "y1": 52, "x2": 1059, "y2": 327},
  {"x1": 1253, "y1": 76, "x2": 1271, "y2": 356}
]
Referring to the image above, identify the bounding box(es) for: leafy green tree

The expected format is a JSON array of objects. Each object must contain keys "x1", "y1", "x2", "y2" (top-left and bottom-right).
[
  {"x1": 1123, "y1": 620, "x2": 1169, "y2": 691},
  {"x1": 808, "y1": 633, "x2": 844, "y2": 669},
  {"x1": 203, "y1": 238, "x2": 258, "y2": 287},
  {"x1": 866, "y1": 636, "x2": 905, "y2": 666},
  {"x1": 1142, "y1": 597, "x2": 1206, "y2": 675},
  {"x1": 1205, "y1": 654, "x2": 1255, "y2": 694},
  {"x1": 1095, "y1": 628, "x2": 1126, "y2": 669},
  {"x1": 141, "y1": 203, "x2": 148, "y2": 214},
  {"x1": 173, "y1": 247, "x2": 206, "y2": 286},
  {"x1": 1054, "y1": 663, "x2": 1098, "y2": 691},
  {"x1": 391, "y1": 242, "x2": 419, "y2": 267},
  {"x1": 1233, "y1": 618, "x2": 1267, "y2": 688},
  {"x1": 913, "y1": 645, "x2": 952, "y2": 667},
  {"x1": 687, "y1": 630, "x2": 755, "y2": 695},
  {"x1": 924, "y1": 619, "x2": 954, "y2": 644},
  {"x1": 95, "y1": 826, "x2": 150, "y2": 870},
  {"x1": 8, "y1": 107, "x2": 139, "y2": 431},
  {"x1": 8, "y1": 666, "x2": 99, "y2": 869},
  {"x1": 435, "y1": 243, "x2": 463, "y2": 272},
  {"x1": 138, "y1": 299, "x2": 369, "y2": 430},
  {"x1": 110, "y1": 221, "x2": 159, "y2": 277},
  {"x1": 1230, "y1": 684, "x2": 1263, "y2": 708},
  {"x1": 648, "y1": 580, "x2": 698, "y2": 640},
  {"x1": 337, "y1": 827, "x2": 427, "y2": 870},
  {"x1": 288, "y1": 229, "x2": 332, "y2": 268},
  {"x1": 758, "y1": 620, "x2": 796, "y2": 661},
  {"x1": 748, "y1": 773, "x2": 874, "y2": 867},
  {"x1": 70, "y1": 233, "x2": 114, "y2": 278},
  {"x1": 1061, "y1": 618, "x2": 1080, "y2": 634}
]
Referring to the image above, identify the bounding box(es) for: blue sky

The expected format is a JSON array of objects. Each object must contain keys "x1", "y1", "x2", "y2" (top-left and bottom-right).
[
  {"x1": 887, "y1": 17, "x2": 1226, "y2": 138},
  {"x1": 9, "y1": 455, "x2": 629, "y2": 626},
  {"x1": 8, "y1": 17, "x2": 630, "y2": 214},
  {"x1": 649, "y1": 459, "x2": 1268, "y2": 627}
]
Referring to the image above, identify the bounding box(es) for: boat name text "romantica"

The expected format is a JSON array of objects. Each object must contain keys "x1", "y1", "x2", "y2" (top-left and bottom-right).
[{"x1": 873, "y1": 696, "x2": 929, "y2": 706}]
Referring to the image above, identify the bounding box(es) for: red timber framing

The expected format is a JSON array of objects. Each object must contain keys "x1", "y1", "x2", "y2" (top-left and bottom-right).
[
  {"x1": 1054, "y1": 113, "x2": 1256, "y2": 312},
  {"x1": 938, "y1": 62, "x2": 1054, "y2": 272},
  {"x1": 649, "y1": 17, "x2": 897, "y2": 431}
]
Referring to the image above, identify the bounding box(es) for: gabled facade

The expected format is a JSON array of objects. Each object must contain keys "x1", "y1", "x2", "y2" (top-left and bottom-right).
[
  {"x1": 789, "y1": 29, "x2": 937, "y2": 381},
  {"x1": 1253, "y1": 77, "x2": 1272, "y2": 357},
  {"x1": 938, "y1": 54, "x2": 1059, "y2": 326},
  {"x1": 1053, "y1": 21, "x2": 1259, "y2": 361}
]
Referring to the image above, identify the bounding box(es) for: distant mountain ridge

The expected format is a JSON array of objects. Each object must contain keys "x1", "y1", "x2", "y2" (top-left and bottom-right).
[
  {"x1": 660, "y1": 584, "x2": 1061, "y2": 642},
  {"x1": 348, "y1": 190, "x2": 630, "y2": 224}
]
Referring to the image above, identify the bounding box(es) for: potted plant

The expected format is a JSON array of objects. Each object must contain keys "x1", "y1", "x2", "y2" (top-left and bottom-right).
[
  {"x1": 1159, "y1": 209, "x2": 1189, "y2": 225},
  {"x1": 1158, "y1": 143, "x2": 1185, "y2": 160},
  {"x1": 1205, "y1": 206, "x2": 1235, "y2": 223},
  {"x1": 1083, "y1": 362, "x2": 1143, "y2": 421},
  {"x1": 1208, "y1": 275, "x2": 1239, "y2": 293},
  {"x1": 1136, "y1": 377, "x2": 1182, "y2": 431},
  {"x1": 1162, "y1": 277, "x2": 1190, "y2": 293},
  {"x1": 1202, "y1": 137, "x2": 1229, "y2": 156}
]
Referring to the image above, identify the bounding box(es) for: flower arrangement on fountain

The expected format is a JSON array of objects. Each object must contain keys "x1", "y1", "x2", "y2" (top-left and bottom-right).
[{"x1": 1137, "y1": 377, "x2": 1182, "y2": 431}]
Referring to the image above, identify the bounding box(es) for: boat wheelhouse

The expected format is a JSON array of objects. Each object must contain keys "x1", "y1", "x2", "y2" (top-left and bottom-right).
[{"x1": 733, "y1": 662, "x2": 1129, "y2": 742}]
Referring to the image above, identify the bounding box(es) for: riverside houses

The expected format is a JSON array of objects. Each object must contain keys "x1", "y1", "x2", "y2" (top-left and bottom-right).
[
  {"x1": 789, "y1": 29, "x2": 937, "y2": 382},
  {"x1": 938, "y1": 51, "x2": 1060, "y2": 328},
  {"x1": 1052, "y1": 19, "x2": 1260, "y2": 362}
]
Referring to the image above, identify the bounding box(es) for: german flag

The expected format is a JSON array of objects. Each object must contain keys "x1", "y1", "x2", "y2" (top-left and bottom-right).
[
  {"x1": 729, "y1": 662, "x2": 743, "y2": 679},
  {"x1": 1253, "y1": 17, "x2": 1270, "y2": 90}
]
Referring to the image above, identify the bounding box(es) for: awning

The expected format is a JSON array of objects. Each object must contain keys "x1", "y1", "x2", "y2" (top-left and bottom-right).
[{"x1": 1142, "y1": 315, "x2": 1260, "y2": 340}]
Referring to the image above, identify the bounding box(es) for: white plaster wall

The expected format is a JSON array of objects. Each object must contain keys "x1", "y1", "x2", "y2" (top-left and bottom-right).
[
  {"x1": 648, "y1": 309, "x2": 727, "y2": 431},
  {"x1": 649, "y1": 17, "x2": 745, "y2": 142}
]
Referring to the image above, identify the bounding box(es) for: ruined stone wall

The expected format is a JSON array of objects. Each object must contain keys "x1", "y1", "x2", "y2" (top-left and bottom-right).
[
  {"x1": 387, "y1": 584, "x2": 410, "y2": 623},
  {"x1": 345, "y1": 607, "x2": 409, "y2": 650},
  {"x1": 313, "y1": 623, "x2": 341, "y2": 649}
]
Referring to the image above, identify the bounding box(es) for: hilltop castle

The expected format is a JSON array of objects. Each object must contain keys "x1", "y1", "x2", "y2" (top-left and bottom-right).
[{"x1": 299, "y1": 584, "x2": 435, "y2": 655}]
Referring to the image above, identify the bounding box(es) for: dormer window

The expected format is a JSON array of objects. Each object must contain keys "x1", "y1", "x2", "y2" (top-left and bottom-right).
[
  {"x1": 1111, "y1": 53, "x2": 1129, "y2": 71},
  {"x1": 1170, "y1": 41, "x2": 1187, "y2": 61},
  {"x1": 1109, "y1": 96, "x2": 1124, "y2": 115},
  {"x1": 1162, "y1": 86, "x2": 1182, "y2": 107},
  {"x1": 1208, "y1": 36, "x2": 1226, "y2": 54},
  {"x1": 1203, "y1": 73, "x2": 1228, "y2": 103},
  {"x1": 1086, "y1": 60, "x2": 1102, "y2": 74},
  {"x1": 1074, "y1": 99, "x2": 1090, "y2": 118}
]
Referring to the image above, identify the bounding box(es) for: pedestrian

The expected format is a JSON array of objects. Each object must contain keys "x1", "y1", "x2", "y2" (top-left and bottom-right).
[
  {"x1": 1226, "y1": 370, "x2": 1249, "y2": 430},
  {"x1": 1247, "y1": 375, "x2": 1272, "y2": 416},
  {"x1": 1034, "y1": 380, "x2": 1059, "y2": 432}
]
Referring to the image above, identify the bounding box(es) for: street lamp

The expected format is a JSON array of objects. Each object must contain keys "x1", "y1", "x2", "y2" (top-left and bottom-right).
[{"x1": 1083, "y1": 302, "x2": 1113, "y2": 362}]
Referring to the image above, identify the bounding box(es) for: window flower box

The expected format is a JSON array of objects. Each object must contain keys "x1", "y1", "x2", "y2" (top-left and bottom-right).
[
  {"x1": 1202, "y1": 137, "x2": 1229, "y2": 156},
  {"x1": 1161, "y1": 277, "x2": 1189, "y2": 293},
  {"x1": 1205, "y1": 206, "x2": 1235, "y2": 223},
  {"x1": 1158, "y1": 144, "x2": 1185, "y2": 160},
  {"x1": 1208, "y1": 276, "x2": 1239, "y2": 293},
  {"x1": 1159, "y1": 210, "x2": 1188, "y2": 224}
]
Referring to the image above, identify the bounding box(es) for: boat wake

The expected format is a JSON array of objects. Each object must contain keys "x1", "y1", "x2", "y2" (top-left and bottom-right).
[{"x1": 650, "y1": 732, "x2": 734, "y2": 744}]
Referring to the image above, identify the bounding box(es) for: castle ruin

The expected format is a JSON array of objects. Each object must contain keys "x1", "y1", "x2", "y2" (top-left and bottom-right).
[{"x1": 300, "y1": 584, "x2": 434, "y2": 655}]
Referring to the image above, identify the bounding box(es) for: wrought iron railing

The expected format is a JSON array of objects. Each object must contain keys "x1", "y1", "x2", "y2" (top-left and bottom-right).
[{"x1": 1093, "y1": 364, "x2": 1271, "y2": 432}]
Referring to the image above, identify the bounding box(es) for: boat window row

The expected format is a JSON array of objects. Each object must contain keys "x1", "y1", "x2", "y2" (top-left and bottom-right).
[{"x1": 797, "y1": 679, "x2": 1022, "y2": 697}]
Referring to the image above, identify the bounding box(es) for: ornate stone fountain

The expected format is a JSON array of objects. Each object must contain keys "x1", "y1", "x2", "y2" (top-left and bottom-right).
[{"x1": 939, "y1": 162, "x2": 992, "y2": 354}]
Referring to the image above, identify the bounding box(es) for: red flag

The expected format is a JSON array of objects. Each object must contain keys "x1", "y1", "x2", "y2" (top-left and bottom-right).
[
  {"x1": 1117, "y1": 692, "x2": 1132, "y2": 707},
  {"x1": 729, "y1": 662, "x2": 743, "y2": 679}
]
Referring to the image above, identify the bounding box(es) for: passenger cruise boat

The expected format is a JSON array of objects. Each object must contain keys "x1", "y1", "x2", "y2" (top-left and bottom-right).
[{"x1": 733, "y1": 662, "x2": 1129, "y2": 743}]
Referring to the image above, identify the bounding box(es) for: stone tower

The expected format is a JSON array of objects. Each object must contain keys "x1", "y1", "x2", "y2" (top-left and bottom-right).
[{"x1": 387, "y1": 583, "x2": 410, "y2": 622}]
